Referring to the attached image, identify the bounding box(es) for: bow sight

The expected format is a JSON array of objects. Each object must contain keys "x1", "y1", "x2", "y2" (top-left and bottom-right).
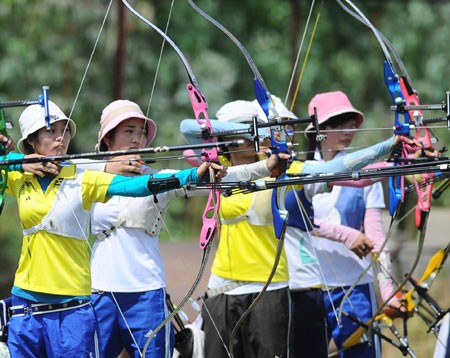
[
  {"x1": 390, "y1": 90, "x2": 450, "y2": 130},
  {"x1": 0, "y1": 86, "x2": 50, "y2": 215},
  {"x1": 194, "y1": 113, "x2": 325, "y2": 154},
  {"x1": 0, "y1": 86, "x2": 51, "y2": 129}
]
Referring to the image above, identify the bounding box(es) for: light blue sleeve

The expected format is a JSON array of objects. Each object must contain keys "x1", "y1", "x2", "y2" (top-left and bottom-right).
[
  {"x1": 6, "y1": 152, "x2": 25, "y2": 172},
  {"x1": 180, "y1": 119, "x2": 270, "y2": 164},
  {"x1": 302, "y1": 137, "x2": 395, "y2": 175},
  {"x1": 107, "y1": 168, "x2": 199, "y2": 197},
  {"x1": 180, "y1": 119, "x2": 262, "y2": 144}
]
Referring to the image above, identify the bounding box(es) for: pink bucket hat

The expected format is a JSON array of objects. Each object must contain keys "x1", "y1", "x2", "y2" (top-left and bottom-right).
[
  {"x1": 97, "y1": 100, "x2": 157, "y2": 151},
  {"x1": 305, "y1": 91, "x2": 364, "y2": 134}
]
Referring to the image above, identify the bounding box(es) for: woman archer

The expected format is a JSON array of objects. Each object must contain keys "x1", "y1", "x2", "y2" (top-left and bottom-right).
[{"x1": 2, "y1": 100, "x2": 218, "y2": 357}]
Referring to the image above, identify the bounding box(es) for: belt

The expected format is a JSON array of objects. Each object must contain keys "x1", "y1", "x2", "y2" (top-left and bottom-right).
[
  {"x1": 291, "y1": 285, "x2": 323, "y2": 293},
  {"x1": 9, "y1": 300, "x2": 90, "y2": 317},
  {"x1": 205, "y1": 281, "x2": 251, "y2": 298},
  {"x1": 91, "y1": 289, "x2": 105, "y2": 294}
]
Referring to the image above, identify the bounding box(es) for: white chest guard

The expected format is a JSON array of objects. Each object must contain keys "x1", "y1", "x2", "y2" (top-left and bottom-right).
[
  {"x1": 96, "y1": 195, "x2": 165, "y2": 240},
  {"x1": 93, "y1": 167, "x2": 184, "y2": 240},
  {"x1": 22, "y1": 172, "x2": 90, "y2": 240},
  {"x1": 93, "y1": 188, "x2": 187, "y2": 240}
]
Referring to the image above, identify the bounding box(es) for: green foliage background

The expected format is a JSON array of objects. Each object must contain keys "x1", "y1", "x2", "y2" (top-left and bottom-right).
[{"x1": 1, "y1": 0, "x2": 450, "y2": 298}]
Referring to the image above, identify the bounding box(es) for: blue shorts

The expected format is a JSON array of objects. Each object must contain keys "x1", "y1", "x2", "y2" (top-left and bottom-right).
[
  {"x1": 7, "y1": 295, "x2": 100, "y2": 357},
  {"x1": 323, "y1": 283, "x2": 381, "y2": 358},
  {"x1": 92, "y1": 289, "x2": 174, "y2": 358}
]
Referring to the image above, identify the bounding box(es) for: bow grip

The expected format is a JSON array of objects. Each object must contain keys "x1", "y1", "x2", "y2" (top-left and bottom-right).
[
  {"x1": 269, "y1": 131, "x2": 289, "y2": 156},
  {"x1": 0, "y1": 109, "x2": 7, "y2": 214},
  {"x1": 187, "y1": 84, "x2": 218, "y2": 163},
  {"x1": 199, "y1": 188, "x2": 220, "y2": 249},
  {"x1": 388, "y1": 175, "x2": 403, "y2": 217},
  {"x1": 384, "y1": 61, "x2": 410, "y2": 136},
  {"x1": 253, "y1": 79, "x2": 271, "y2": 118},
  {"x1": 271, "y1": 187, "x2": 288, "y2": 240},
  {"x1": 37, "y1": 86, "x2": 50, "y2": 129},
  {"x1": 187, "y1": 84, "x2": 221, "y2": 249},
  {"x1": 0, "y1": 110, "x2": 7, "y2": 156}
]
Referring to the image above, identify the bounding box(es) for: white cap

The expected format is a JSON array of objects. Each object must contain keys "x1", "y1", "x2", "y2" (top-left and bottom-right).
[
  {"x1": 216, "y1": 100, "x2": 267, "y2": 123},
  {"x1": 17, "y1": 100, "x2": 76, "y2": 154}
]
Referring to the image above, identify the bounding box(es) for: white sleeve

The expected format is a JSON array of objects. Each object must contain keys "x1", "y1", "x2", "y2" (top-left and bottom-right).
[
  {"x1": 303, "y1": 182, "x2": 329, "y2": 202},
  {"x1": 71, "y1": 159, "x2": 106, "y2": 172},
  {"x1": 364, "y1": 182, "x2": 385, "y2": 209},
  {"x1": 222, "y1": 160, "x2": 270, "y2": 182}
]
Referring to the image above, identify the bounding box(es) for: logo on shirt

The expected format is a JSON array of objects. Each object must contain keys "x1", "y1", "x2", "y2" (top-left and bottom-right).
[{"x1": 53, "y1": 178, "x2": 64, "y2": 187}]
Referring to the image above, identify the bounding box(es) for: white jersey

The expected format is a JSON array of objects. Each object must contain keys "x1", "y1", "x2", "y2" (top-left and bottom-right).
[
  {"x1": 90, "y1": 168, "x2": 185, "y2": 292},
  {"x1": 285, "y1": 180, "x2": 328, "y2": 290},
  {"x1": 285, "y1": 226, "x2": 323, "y2": 290},
  {"x1": 312, "y1": 182, "x2": 385, "y2": 287}
]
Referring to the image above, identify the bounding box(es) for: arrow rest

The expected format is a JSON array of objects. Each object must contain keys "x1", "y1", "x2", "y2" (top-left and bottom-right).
[{"x1": 312, "y1": 107, "x2": 327, "y2": 142}]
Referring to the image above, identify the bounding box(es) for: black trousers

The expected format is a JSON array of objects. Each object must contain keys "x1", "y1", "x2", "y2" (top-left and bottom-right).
[
  {"x1": 290, "y1": 289, "x2": 328, "y2": 358},
  {"x1": 202, "y1": 287, "x2": 291, "y2": 358}
]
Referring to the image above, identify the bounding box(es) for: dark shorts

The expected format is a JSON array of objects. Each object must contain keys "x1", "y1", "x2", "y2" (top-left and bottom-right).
[
  {"x1": 202, "y1": 287, "x2": 291, "y2": 358},
  {"x1": 290, "y1": 288, "x2": 328, "y2": 358}
]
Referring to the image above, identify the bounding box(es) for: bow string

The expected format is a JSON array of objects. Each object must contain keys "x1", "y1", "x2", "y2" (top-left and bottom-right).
[
  {"x1": 336, "y1": 0, "x2": 446, "y2": 341},
  {"x1": 0, "y1": 109, "x2": 9, "y2": 214},
  {"x1": 400, "y1": 242, "x2": 450, "y2": 335},
  {"x1": 119, "y1": 1, "x2": 223, "y2": 354},
  {"x1": 185, "y1": 1, "x2": 299, "y2": 356},
  {"x1": 186, "y1": 0, "x2": 290, "y2": 239},
  {"x1": 334, "y1": 243, "x2": 449, "y2": 357}
]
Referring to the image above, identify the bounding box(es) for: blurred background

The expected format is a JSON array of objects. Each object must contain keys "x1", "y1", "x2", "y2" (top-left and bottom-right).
[{"x1": 0, "y1": 1, "x2": 449, "y2": 356}]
